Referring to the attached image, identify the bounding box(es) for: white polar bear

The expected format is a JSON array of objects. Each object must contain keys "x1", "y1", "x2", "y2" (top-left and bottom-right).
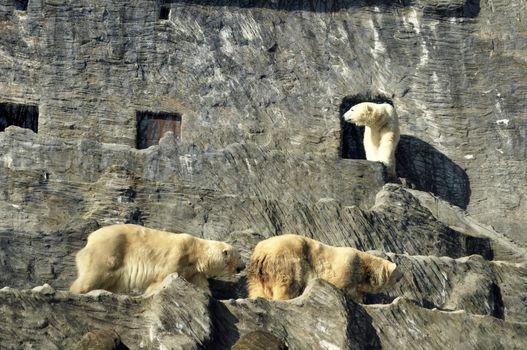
[
  {"x1": 69, "y1": 224, "x2": 245, "y2": 296},
  {"x1": 343, "y1": 102, "x2": 400, "y2": 177}
]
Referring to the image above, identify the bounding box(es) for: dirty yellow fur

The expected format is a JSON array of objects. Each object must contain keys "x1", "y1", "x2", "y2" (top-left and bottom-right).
[
  {"x1": 247, "y1": 234, "x2": 400, "y2": 301},
  {"x1": 70, "y1": 224, "x2": 244, "y2": 295}
]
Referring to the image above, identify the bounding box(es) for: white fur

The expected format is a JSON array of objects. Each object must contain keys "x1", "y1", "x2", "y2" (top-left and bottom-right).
[
  {"x1": 70, "y1": 224, "x2": 243, "y2": 296},
  {"x1": 343, "y1": 102, "x2": 400, "y2": 177}
]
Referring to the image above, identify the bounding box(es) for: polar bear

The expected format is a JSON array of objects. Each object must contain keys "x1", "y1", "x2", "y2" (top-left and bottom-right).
[
  {"x1": 343, "y1": 102, "x2": 400, "y2": 177},
  {"x1": 69, "y1": 224, "x2": 244, "y2": 295},
  {"x1": 247, "y1": 234, "x2": 401, "y2": 301}
]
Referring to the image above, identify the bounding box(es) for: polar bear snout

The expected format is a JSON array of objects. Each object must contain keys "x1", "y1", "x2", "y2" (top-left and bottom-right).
[
  {"x1": 236, "y1": 261, "x2": 246, "y2": 273},
  {"x1": 343, "y1": 108, "x2": 357, "y2": 123}
]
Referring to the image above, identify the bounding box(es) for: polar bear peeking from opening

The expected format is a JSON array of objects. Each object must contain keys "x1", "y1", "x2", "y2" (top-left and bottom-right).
[
  {"x1": 247, "y1": 234, "x2": 401, "y2": 301},
  {"x1": 343, "y1": 102, "x2": 400, "y2": 177},
  {"x1": 70, "y1": 224, "x2": 244, "y2": 295}
]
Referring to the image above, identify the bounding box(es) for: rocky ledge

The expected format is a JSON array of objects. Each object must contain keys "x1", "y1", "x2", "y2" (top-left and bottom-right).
[
  {"x1": 1, "y1": 275, "x2": 527, "y2": 350},
  {"x1": 1, "y1": 0, "x2": 526, "y2": 348},
  {"x1": 1, "y1": 125, "x2": 527, "y2": 348}
]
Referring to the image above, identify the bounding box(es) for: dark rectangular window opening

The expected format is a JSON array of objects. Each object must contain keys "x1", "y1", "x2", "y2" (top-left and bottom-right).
[
  {"x1": 159, "y1": 5, "x2": 170, "y2": 20},
  {"x1": 13, "y1": 0, "x2": 29, "y2": 11},
  {"x1": 136, "y1": 111, "x2": 181, "y2": 149},
  {"x1": 0, "y1": 102, "x2": 38, "y2": 133}
]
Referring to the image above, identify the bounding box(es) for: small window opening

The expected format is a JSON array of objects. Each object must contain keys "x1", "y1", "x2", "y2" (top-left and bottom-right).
[
  {"x1": 339, "y1": 94, "x2": 393, "y2": 159},
  {"x1": 159, "y1": 5, "x2": 170, "y2": 20},
  {"x1": 13, "y1": 0, "x2": 28, "y2": 11},
  {"x1": 136, "y1": 111, "x2": 181, "y2": 149},
  {"x1": 0, "y1": 102, "x2": 38, "y2": 133}
]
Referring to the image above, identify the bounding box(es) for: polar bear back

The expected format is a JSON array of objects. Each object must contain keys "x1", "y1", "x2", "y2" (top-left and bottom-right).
[
  {"x1": 78, "y1": 225, "x2": 201, "y2": 293},
  {"x1": 70, "y1": 224, "x2": 242, "y2": 294},
  {"x1": 247, "y1": 234, "x2": 399, "y2": 300}
]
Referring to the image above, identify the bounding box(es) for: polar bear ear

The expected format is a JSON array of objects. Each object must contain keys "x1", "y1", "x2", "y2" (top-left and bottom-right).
[{"x1": 366, "y1": 104, "x2": 374, "y2": 112}]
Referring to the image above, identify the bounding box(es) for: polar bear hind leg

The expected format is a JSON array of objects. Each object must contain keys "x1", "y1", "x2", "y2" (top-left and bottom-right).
[{"x1": 70, "y1": 240, "x2": 124, "y2": 293}]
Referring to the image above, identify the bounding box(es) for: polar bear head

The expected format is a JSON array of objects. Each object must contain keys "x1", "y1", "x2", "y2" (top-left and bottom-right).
[
  {"x1": 343, "y1": 102, "x2": 392, "y2": 129},
  {"x1": 202, "y1": 241, "x2": 245, "y2": 277},
  {"x1": 357, "y1": 254, "x2": 402, "y2": 294}
]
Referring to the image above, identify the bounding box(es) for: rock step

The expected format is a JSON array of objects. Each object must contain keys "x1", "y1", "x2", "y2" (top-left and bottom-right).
[
  {"x1": 210, "y1": 252, "x2": 527, "y2": 323},
  {"x1": 364, "y1": 297, "x2": 527, "y2": 350},
  {"x1": 2, "y1": 274, "x2": 526, "y2": 350}
]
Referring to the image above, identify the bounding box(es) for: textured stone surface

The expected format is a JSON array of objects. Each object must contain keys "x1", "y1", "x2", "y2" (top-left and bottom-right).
[
  {"x1": 3, "y1": 277, "x2": 527, "y2": 350},
  {"x1": 0, "y1": 275, "x2": 212, "y2": 350},
  {"x1": 1, "y1": 0, "x2": 525, "y2": 243},
  {"x1": 366, "y1": 254, "x2": 504, "y2": 317},
  {"x1": 1, "y1": 0, "x2": 527, "y2": 348},
  {"x1": 364, "y1": 297, "x2": 527, "y2": 350},
  {"x1": 213, "y1": 279, "x2": 376, "y2": 350},
  {"x1": 231, "y1": 331, "x2": 286, "y2": 350},
  {"x1": 76, "y1": 329, "x2": 128, "y2": 350}
]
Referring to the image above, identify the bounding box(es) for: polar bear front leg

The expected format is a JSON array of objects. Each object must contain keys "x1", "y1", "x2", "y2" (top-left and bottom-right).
[
  {"x1": 362, "y1": 127, "x2": 376, "y2": 161},
  {"x1": 377, "y1": 130, "x2": 398, "y2": 177},
  {"x1": 143, "y1": 281, "x2": 163, "y2": 297},
  {"x1": 248, "y1": 281, "x2": 268, "y2": 299},
  {"x1": 271, "y1": 284, "x2": 295, "y2": 300}
]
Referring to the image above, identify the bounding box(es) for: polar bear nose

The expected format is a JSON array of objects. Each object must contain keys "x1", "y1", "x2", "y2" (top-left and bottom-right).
[
  {"x1": 343, "y1": 110, "x2": 355, "y2": 122},
  {"x1": 236, "y1": 262, "x2": 246, "y2": 273}
]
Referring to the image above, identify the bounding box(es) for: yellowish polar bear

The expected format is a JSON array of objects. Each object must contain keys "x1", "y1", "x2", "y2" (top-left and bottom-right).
[
  {"x1": 247, "y1": 234, "x2": 401, "y2": 301},
  {"x1": 343, "y1": 102, "x2": 400, "y2": 177},
  {"x1": 70, "y1": 224, "x2": 244, "y2": 295}
]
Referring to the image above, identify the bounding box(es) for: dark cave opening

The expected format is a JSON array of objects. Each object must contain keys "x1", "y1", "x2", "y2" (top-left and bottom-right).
[
  {"x1": 13, "y1": 0, "x2": 28, "y2": 11},
  {"x1": 159, "y1": 5, "x2": 170, "y2": 20},
  {"x1": 0, "y1": 102, "x2": 38, "y2": 133},
  {"x1": 157, "y1": 0, "x2": 171, "y2": 20},
  {"x1": 339, "y1": 94, "x2": 393, "y2": 159},
  {"x1": 136, "y1": 111, "x2": 181, "y2": 149}
]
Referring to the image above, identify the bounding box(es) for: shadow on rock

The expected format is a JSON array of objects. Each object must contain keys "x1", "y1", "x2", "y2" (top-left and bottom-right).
[
  {"x1": 231, "y1": 330, "x2": 288, "y2": 350},
  {"x1": 76, "y1": 329, "x2": 130, "y2": 350},
  {"x1": 209, "y1": 275, "x2": 248, "y2": 300},
  {"x1": 206, "y1": 300, "x2": 241, "y2": 350},
  {"x1": 423, "y1": 0, "x2": 480, "y2": 18},
  {"x1": 207, "y1": 279, "x2": 382, "y2": 350},
  {"x1": 346, "y1": 301, "x2": 383, "y2": 350},
  {"x1": 170, "y1": 0, "x2": 480, "y2": 17},
  {"x1": 396, "y1": 135, "x2": 471, "y2": 209}
]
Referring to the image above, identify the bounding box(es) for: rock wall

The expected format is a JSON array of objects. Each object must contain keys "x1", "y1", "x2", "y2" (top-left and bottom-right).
[
  {"x1": 0, "y1": 0, "x2": 526, "y2": 349},
  {"x1": 1, "y1": 0, "x2": 525, "y2": 242}
]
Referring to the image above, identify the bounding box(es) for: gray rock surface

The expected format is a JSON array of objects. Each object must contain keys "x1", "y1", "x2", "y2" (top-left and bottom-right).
[
  {"x1": 0, "y1": 0, "x2": 526, "y2": 349},
  {"x1": 364, "y1": 296, "x2": 527, "y2": 350},
  {"x1": 76, "y1": 329, "x2": 127, "y2": 350},
  {"x1": 231, "y1": 330, "x2": 286, "y2": 350},
  {"x1": 2, "y1": 277, "x2": 527, "y2": 350},
  {"x1": 0, "y1": 275, "x2": 212, "y2": 350},
  {"x1": 1, "y1": 0, "x2": 525, "y2": 244}
]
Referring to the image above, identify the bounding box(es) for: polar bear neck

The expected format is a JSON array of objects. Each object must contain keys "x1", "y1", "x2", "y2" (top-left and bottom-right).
[
  {"x1": 326, "y1": 247, "x2": 360, "y2": 287},
  {"x1": 308, "y1": 241, "x2": 352, "y2": 288},
  {"x1": 193, "y1": 239, "x2": 223, "y2": 277},
  {"x1": 365, "y1": 103, "x2": 392, "y2": 129},
  {"x1": 366, "y1": 113, "x2": 388, "y2": 130}
]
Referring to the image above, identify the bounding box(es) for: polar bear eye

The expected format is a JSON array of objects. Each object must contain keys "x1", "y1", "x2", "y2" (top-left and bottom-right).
[{"x1": 222, "y1": 249, "x2": 229, "y2": 257}]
